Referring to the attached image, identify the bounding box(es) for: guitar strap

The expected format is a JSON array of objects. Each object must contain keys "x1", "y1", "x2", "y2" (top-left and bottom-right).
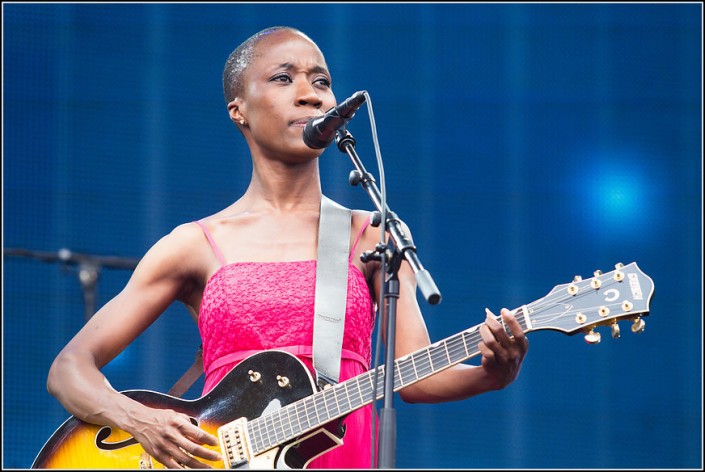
[
  {"x1": 312, "y1": 195, "x2": 351, "y2": 388},
  {"x1": 167, "y1": 345, "x2": 202, "y2": 398},
  {"x1": 167, "y1": 195, "x2": 351, "y2": 397}
]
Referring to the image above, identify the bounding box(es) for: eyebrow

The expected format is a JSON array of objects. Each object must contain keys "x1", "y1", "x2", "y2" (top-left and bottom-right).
[{"x1": 276, "y1": 62, "x2": 330, "y2": 76}]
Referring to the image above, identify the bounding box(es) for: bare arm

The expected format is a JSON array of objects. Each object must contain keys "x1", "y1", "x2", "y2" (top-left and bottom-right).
[
  {"x1": 361, "y1": 221, "x2": 529, "y2": 404},
  {"x1": 46, "y1": 223, "x2": 221, "y2": 468}
]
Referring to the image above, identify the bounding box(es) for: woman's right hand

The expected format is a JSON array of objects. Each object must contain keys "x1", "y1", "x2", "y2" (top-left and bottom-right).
[{"x1": 126, "y1": 405, "x2": 222, "y2": 469}]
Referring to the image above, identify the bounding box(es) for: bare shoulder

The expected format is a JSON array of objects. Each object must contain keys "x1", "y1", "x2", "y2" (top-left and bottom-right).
[
  {"x1": 351, "y1": 209, "x2": 378, "y2": 241},
  {"x1": 131, "y1": 221, "x2": 211, "y2": 285},
  {"x1": 350, "y1": 209, "x2": 380, "y2": 278},
  {"x1": 351, "y1": 208, "x2": 414, "y2": 245},
  {"x1": 351, "y1": 209, "x2": 373, "y2": 226}
]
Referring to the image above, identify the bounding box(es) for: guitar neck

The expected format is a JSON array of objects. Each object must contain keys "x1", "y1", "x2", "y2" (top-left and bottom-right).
[{"x1": 246, "y1": 309, "x2": 531, "y2": 455}]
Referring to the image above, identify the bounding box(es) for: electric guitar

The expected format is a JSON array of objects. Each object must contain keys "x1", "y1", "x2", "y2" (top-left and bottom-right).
[{"x1": 32, "y1": 262, "x2": 654, "y2": 469}]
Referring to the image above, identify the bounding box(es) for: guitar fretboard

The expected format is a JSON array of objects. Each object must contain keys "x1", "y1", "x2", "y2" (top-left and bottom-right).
[{"x1": 246, "y1": 310, "x2": 530, "y2": 454}]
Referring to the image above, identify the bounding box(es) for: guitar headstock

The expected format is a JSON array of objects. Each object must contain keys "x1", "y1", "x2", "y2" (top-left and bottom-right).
[{"x1": 522, "y1": 262, "x2": 654, "y2": 343}]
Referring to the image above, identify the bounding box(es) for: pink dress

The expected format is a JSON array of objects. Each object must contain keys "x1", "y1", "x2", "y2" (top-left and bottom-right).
[{"x1": 195, "y1": 218, "x2": 376, "y2": 469}]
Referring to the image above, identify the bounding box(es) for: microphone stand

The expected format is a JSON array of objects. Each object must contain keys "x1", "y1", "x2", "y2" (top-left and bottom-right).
[
  {"x1": 335, "y1": 129, "x2": 442, "y2": 468},
  {"x1": 4, "y1": 247, "x2": 140, "y2": 321}
]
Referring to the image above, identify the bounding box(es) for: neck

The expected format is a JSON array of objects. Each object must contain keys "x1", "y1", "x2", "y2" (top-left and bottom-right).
[{"x1": 244, "y1": 159, "x2": 322, "y2": 212}]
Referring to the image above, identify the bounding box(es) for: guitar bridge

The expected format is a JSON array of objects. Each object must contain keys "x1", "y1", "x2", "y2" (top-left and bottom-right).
[
  {"x1": 138, "y1": 451, "x2": 153, "y2": 469},
  {"x1": 218, "y1": 417, "x2": 252, "y2": 468}
]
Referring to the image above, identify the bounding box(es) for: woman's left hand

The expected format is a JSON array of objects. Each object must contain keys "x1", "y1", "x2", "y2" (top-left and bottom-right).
[{"x1": 478, "y1": 308, "x2": 529, "y2": 390}]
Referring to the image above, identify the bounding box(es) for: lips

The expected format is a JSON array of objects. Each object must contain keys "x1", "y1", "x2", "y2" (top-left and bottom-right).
[{"x1": 290, "y1": 116, "x2": 319, "y2": 126}]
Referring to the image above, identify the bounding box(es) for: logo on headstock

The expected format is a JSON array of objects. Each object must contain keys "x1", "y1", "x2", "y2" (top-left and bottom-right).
[{"x1": 628, "y1": 273, "x2": 643, "y2": 300}]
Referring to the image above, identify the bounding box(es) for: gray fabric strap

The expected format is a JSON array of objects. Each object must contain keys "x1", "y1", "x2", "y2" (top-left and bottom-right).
[{"x1": 313, "y1": 195, "x2": 352, "y2": 388}]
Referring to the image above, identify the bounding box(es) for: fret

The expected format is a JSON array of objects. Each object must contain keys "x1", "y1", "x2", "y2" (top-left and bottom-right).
[
  {"x1": 446, "y1": 335, "x2": 466, "y2": 363},
  {"x1": 264, "y1": 413, "x2": 275, "y2": 446},
  {"x1": 429, "y1": 342, "x2": 448, "y2": 371},
  {"x1": 310, "y1": 396, "x2": 323, "y2": 427},
  {"x1": 396, "y1": 356, "x2": 417, "y2": 386},
  {"x1": 496, "y1": 307, "x2": 531, "y2": 337},
  {"x1": 262, "y1": 415, "x2": 275, "y2": 450},
  {"x1": 462, "y1": 331, "x2": 478, "y2": 354},
  {"x1": 304, "y1": 396, "x2": 318, "y2": 430},
  {"x1": 500, "y1": 316, "x2": 511, "y2": 337},
  {"x1": 359, "y1": 372, "x2": 371, "y2": 403},
  {"x1": 406, "y1": 350, "x2": 427, "y2": 380},
  {"x1": 315, "y1": 395, "x2": 325, "y2": 425},
  {"x1": 325, "y1": 387, "x2": 340, "y2": 418},
  {"x1": 293, "y1": 401, "x2": 306, "y2": 435},
  {"x1": 460, "y1": 330, "x2": 470, "y2": 357},
  {"x1": 410, "y1": 353, "x2": 420, "y2": 378},
  {"x1": 279, "y1": 409, "x2": 290, "y2": 442},
  {"x1": 264, "y1": 416, "x2": 275, "y2": 450},
  {"x1": 304, "y1": 395, "x2": 321, "y2": 432},
  {"x1": 393, "y1": 363, "x2": 403, "y2": 387},
  {"x1": 284, "y1": 405, "x2": 294, "y2": 438},
  {"x1": 443, "y1": 341, "x2": 452, "y2": 364},
  {"x1": 361, "y1": 371, "x2": 376, "y2": 402},
  {"x1": 372, "y1": 369, "x2": 383, "y2": 400},
  {"x1": 340, "y1": 382, "x2": 352, "y2": 413},
  {"x1": 313, "y1": 391, "x2": 329, "y2": 424},
  {"x1": 394, "y1": 358, "x2": 405, "y2": 386},
  {"x1": 334, "y1": 385, "x2": 345, "y2": 414},
  {"x1": 518, "y1": 305, "x2": 532, "y2": 330},
  {"x1": 355, "y1": 375, "x2": 366, "y2": 406},
  {"x1": 302, "y1": 399, "x2": 313, "y2": 431},
  {"x1": 321, "y1": 389, "x2": 332, "y2": 418},
  {"x1": 276, "y1": 411, "x2": 286, "y2": 442},
  {"x1": 264, "y1": 418, "x2": 274, "y2": 450},
  {"x1": 337, "y1": 383, "x2": 352, "y2": 414},
  {"x1": 422, "y1": 346, "x2": 433, "y2": 375},
  {"x1": 273, "y1": 410, "x2": 286, "y2": 443},
  {"x1": 258, "y1": 421, "x2": 268, "y2": 452},
  {"x1": 248, "y1": 421, "x2": 262, "y2": 454}
]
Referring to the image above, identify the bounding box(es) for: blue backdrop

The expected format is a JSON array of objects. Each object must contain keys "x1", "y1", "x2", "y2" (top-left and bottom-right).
[{"x1": 3, "y1": 2, "x2": 702, "y2": 469}]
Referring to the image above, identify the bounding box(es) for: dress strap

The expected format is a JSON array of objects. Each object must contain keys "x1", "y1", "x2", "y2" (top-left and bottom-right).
[
  {"x1": 349, "y1": 213, "x2": 373, "y2": 263},
  {"x1": 194, "y1": 220, "x2": 227, "y2": 267}
]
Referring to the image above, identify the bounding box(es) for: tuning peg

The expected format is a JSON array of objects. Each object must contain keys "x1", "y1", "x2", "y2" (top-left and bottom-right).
[
  {"x1": 614, "y1": 263, "x2": 625, "y2": 281},
  {"x1": 573, "y1": 275, "x2": 583, "y2": 282},
  {"x1": 593, "y1": 269, "x2": 603, "y2": 277},
  {"x1": 631, "y1": 317, "x2": 646, "y2": 334},
  {"x1": 584, "y1": 329, "x2": 601, "y2": 344},
  {"x1": 611, "y1": 322, "x2": 621, "y2": 338}
]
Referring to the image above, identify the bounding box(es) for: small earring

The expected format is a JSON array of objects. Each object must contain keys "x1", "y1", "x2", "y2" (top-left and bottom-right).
[{"x1": 239, "y1": 119, "x2": 246, "y2": 126}]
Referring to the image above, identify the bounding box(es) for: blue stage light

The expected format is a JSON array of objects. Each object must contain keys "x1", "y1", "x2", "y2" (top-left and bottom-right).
[{"x1": 566, "y1": 147, "x2": 667, "y2": 242}]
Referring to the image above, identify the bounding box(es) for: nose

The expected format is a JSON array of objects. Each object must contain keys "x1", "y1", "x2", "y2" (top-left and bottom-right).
[{"x1": 296, "y1": 81, "x2": 323, "y2": 108}]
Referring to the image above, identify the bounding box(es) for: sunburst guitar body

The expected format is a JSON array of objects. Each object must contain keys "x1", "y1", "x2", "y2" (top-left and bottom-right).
[{"x1": 33, "y1": 351, "x2": 344, "y2": 469}]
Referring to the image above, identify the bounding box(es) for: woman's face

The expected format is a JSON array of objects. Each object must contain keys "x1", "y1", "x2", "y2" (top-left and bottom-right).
[{"x1": 233, "y1": 30, "x2": 337, "y2": 160}]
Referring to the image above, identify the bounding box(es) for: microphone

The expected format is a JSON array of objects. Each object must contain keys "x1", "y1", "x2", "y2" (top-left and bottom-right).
[{"x1": 303, "y1": 90, "x2": 367, "y2": 149}]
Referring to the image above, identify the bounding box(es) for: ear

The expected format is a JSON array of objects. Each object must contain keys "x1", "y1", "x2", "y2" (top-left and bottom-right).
[{"x1": 227, "y1": 97, "x2": 246, "y2": 125}]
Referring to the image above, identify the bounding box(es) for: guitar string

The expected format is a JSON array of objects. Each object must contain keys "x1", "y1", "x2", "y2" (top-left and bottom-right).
[
  {"x1": 394, "y1": 273, "x2": 636, "y2": 392},
  {"x1": 250, "y1": 276, "x2": 626, "y2": 452},
  {"x1": 247, "y1": 271, "x2": 635, "y2": 452},
  {"x1": 249, "y1": 274, "x2": 628, "y2": 451}
]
